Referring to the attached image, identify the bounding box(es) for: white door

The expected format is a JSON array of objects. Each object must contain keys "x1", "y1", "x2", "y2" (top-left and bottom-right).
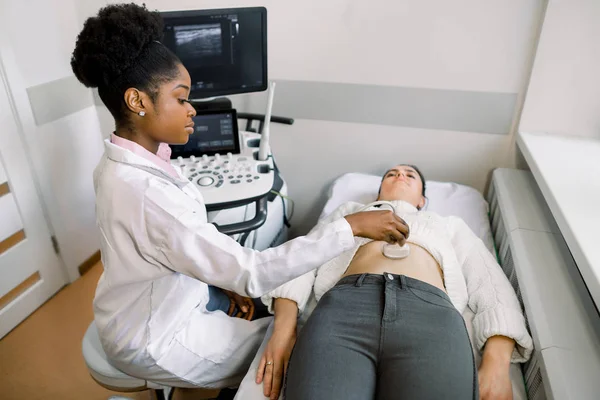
[{"x1": 0, "y1": 54, "x2": 67, "y2": 339}]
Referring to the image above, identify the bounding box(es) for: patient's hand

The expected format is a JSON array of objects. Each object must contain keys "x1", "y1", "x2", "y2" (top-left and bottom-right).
[
  {"x1": 478, "y1": 362, "x2": 512, "y2": 400},
  {"x1": 345, "y1": 210, "x2": 409, "y2": 245},
  {"x1": 256, "y1": 327, "x2": 296, "y2": 400},
  {"x1": 478, "y1": 336, "x2": 514, "y2": 400},
  {"x1": 256, "y1": 298, "x2": 298, "y2": 400}
]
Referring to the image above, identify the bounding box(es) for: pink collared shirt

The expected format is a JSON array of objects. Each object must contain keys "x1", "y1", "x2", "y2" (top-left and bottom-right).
[{"x1": 110, "y1": 133, "x2": 179, "y2": 179}]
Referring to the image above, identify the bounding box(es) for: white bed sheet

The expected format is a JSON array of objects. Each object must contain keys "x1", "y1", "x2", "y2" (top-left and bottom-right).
[{"x1": 234, "y1": 174, "x2": 527, "y2": 399}]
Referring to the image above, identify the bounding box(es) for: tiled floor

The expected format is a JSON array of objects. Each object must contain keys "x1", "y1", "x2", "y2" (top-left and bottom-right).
[{"x1": 0, "y1": 263, "x2": 219, "y2": 400}]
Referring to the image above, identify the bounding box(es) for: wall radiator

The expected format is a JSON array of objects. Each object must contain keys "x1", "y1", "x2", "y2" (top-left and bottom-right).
[{"x1": 487, "y1": 169, "x2": 600, "y2": 400}]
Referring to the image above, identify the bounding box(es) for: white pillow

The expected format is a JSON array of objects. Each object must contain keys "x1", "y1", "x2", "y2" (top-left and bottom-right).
[{"x1": 319, "y1": 172, "x2": 494, "y2": 251}]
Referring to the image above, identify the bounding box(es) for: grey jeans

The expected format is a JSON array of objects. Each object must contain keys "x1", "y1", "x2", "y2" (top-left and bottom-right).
[{"x1": 284, "y1": 273, "x2": 478, "y2": 400}]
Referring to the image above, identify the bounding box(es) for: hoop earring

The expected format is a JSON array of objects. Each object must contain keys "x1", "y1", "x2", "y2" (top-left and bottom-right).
[{"x1": 138, "y1": 111, "x2": 146, "y2": 117}]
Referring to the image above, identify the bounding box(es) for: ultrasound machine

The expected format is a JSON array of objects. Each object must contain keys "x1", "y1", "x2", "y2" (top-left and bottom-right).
[{"x1": 161, "y1": 7, "x2": 293, "y2": 249}]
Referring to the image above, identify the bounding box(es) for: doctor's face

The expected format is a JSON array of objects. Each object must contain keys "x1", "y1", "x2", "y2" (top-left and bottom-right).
[
  {"x1": 378, "y1": 165, "x2": 426, "y2": 209},
  {"x1": 141, "y1": 63, "x2": 197, "y2": 145}
]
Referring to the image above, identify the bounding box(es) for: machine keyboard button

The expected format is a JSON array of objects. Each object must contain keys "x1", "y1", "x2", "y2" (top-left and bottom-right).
[{"x1": 198, "y1": 177, "x2": 214, "y2": 186}]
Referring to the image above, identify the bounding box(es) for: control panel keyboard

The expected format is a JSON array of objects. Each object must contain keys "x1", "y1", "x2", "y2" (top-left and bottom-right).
[{"x1": 172, "y1": 131, "x2": 274, "y2": 207}]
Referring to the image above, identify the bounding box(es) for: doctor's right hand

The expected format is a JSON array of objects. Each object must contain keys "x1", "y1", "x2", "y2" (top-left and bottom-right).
[{"x1": 345, "y1": 210, "x2": 409, "y2": 245}]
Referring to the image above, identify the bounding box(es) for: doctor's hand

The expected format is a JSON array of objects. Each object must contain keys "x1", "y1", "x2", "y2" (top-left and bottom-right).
[
  {"x1": 345, "y1": 210, "x2": 409, "y2": 245},
  {"x1": 222, "y1": 289, "x2": 255, "y2": 320},
  {"x1": 256, "y1": 326, "x2": 296, "y2": 400}
]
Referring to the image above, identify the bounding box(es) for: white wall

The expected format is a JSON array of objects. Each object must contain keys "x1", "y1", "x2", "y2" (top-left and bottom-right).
[
  {"x1": 73, "y1": 0, "x2": 107, "y2": 25},
  {"x1": 520, "y1": 0, "x2": 600, "y2": 140},
  {"x1": 140, "y1": 0, "x2": 540, "y2": 92},
  {"x1": 0, "y1": 0, "x2": 104, "y2": 281},
  {"x1": 94, "y1": 0, "x2": 546, "y2": 235}
]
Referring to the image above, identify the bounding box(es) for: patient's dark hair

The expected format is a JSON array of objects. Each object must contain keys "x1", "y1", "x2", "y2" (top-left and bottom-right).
[
  {"x1": 378, "y1": 164, "x2": 427, "y2": 207},
  {"x1": 405, "y1": 164, "x2": 426, "y2": 196},
  {"x1": 70, "y1": 3, "x2": 181, "y2": 125}
]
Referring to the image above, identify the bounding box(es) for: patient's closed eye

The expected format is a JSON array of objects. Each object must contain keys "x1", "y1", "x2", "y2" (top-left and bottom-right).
[{"x1": 387, "y1": 172, "x2": 415, "y2": 179}]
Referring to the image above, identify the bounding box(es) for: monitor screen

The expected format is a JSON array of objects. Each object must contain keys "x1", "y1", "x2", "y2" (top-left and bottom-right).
[
  {"x1": 161, "y1": 7, "x2": 267, "y2": 99},
  {"x1": 170, "y1": 109, "x2": 240, "y2": 158}
]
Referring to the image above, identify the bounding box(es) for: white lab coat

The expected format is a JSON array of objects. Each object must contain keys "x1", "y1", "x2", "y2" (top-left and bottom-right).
[{"x1": 93, "y1": 140, "x2": 355, "y2": 388}]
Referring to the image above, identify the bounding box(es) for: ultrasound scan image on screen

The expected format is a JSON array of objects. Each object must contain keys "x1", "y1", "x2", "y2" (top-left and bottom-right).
[
  {"x1": 174, "y1": 24, "x2": 223, "y2": 66},
  {"x1": 162, "y1": 7, "x2": 267, "y2": 99}
]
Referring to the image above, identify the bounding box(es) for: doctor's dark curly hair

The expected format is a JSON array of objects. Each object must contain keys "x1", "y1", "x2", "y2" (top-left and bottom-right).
[{"x1": 70, "y1": 3, "x2": 181, "y2": 123}]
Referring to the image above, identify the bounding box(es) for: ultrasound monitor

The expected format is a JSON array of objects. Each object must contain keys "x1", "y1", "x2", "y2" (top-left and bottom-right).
[
  {"x1": 170, "y1": 109, "x2": 241, "y2": 158},
  {"x1": 161, "y1": 7, "x2": 267, "y2": 99}
]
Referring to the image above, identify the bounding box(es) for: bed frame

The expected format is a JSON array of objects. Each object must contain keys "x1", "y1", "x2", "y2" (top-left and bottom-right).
[{"x1": 487, "y1": 168, "x2": 600, "y2": 400}]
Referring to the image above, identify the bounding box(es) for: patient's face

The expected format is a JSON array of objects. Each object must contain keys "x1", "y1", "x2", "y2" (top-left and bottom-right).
[{"x1": 378, "y1": 165, "x2": 425, "y2": 209}]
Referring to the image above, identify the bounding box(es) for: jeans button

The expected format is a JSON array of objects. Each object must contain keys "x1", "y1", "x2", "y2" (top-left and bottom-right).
[{"x1": 387, "y1": 273, "x2": 394, "y2": 280}]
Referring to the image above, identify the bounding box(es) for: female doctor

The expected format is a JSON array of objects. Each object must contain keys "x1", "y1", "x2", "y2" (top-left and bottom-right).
[{"x1": 71, "y1": 3, "x2": 409, "y2": 390}]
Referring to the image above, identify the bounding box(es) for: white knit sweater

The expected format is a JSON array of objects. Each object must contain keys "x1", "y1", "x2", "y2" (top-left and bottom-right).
[{"x1": 262, "y1": 200, "x2": 533, "y2": 362}]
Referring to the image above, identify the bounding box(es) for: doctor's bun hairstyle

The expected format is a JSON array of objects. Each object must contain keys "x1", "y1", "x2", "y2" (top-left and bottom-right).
[{"x1": 70, "y1": 3, "x2": 181, "y2": 122}]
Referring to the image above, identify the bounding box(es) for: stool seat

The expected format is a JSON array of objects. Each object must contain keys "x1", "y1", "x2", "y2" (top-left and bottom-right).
[{"x1": 82, "y1": 321, "x2": 149, "y2": 391}]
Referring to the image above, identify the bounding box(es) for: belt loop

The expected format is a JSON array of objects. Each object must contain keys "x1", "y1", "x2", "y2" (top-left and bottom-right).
[
  {"x1": 355, "y1": 273, "x2": 367, "y2": 287},
  {"x1": 399, "y1": 275, "x2": 407, "y2": 289}
]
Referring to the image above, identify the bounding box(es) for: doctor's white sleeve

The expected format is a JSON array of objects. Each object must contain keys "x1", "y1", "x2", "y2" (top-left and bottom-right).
[
  {"x1": 143, "y1": 190, "x2": 356, "y2": 298},
  {"x1": 449, "y1": 216, "x2": 534, "y2": 363},
  {"x1": 259, "y1": 202, "x2": 360, "y2": 314}
]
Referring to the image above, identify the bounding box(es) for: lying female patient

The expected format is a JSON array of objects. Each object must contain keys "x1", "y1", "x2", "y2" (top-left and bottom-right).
[{"x1": 252, "y1": 165, "x2": 533, "y2": 400}]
